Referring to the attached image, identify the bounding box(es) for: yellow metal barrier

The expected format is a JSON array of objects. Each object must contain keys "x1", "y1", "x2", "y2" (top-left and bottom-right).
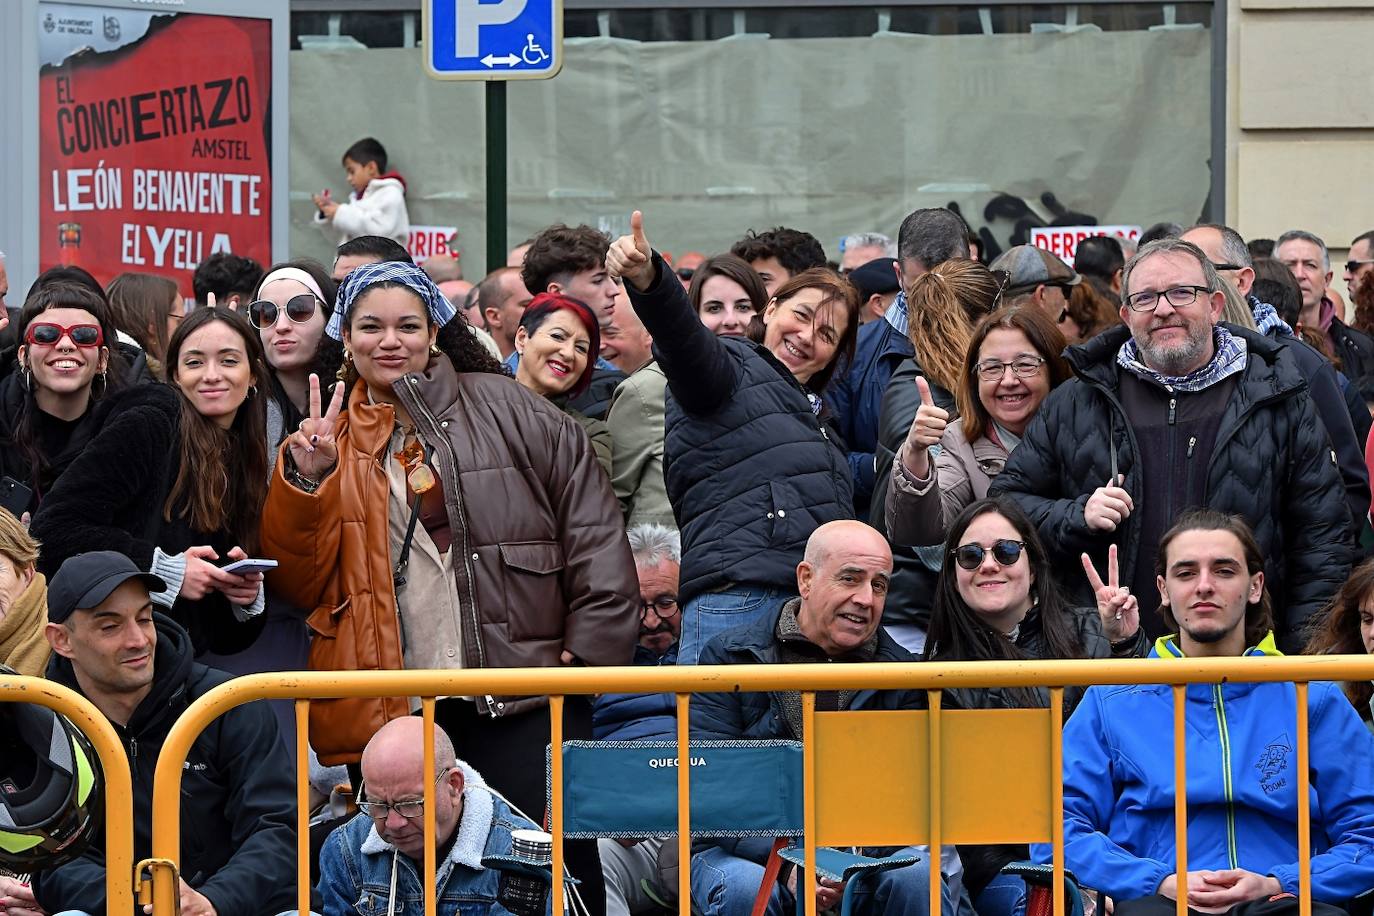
[
  {"x1": 146, "y1": 656, "x2": 1374, "y2": 916},
  {"x1": 0, "y1": 673, "x2": 136, "y2": 914}
]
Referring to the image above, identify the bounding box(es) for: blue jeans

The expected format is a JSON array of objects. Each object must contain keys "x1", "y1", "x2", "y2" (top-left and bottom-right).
[
  {"x1": 690, "y1": 845, "x2": 953, "y2": 916},
  {"x1": 679, "y1": 585, "x2": 792, "y2": 665},
  {"x1": 975, "y1": 873, "x2": 1029, "y2": 916}
]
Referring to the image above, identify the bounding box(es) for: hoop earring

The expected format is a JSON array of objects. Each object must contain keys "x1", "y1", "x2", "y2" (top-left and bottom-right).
[
  {"x1": 247, "y1": 384, "x2": 258, "y2": 399},
  {"x1": 337, "y1": 350, "x2": 354, "y2": 383}
]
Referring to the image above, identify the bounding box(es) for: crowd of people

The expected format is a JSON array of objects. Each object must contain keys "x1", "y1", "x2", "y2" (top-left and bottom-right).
[{"x1": 3, "y1": 175, "x2": 1374, "y2": 916}]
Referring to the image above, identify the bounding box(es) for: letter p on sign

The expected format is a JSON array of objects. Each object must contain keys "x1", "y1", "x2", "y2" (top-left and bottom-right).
[{"x1": 455, "y1": 0, "x2": 527, "y2": 57}]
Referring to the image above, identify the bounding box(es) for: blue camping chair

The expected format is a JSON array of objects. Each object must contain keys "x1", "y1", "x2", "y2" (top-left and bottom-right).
[{"x1": 549, "y1": 739, "x2": 919, "y2": 916}]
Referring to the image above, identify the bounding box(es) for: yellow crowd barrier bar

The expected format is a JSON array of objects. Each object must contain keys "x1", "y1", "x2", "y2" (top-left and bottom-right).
[
  {"x1": 294, "y1": 699, "x2": 310, "y2": 916},
  {"x1": 145, "y1": 656, "x2": 1374, "y2": 916},
  {"x1": 927, "y1": 689, "x2": 943, "y2": 916},
  {"x1": 0, "y1": 673, "x2": 136, "y2": 914},
  {"x1": 802, "y1": 690, "x2": 818, "y2": 916},
  {"x1": 549, "y1": 693, "x2": 565, "y2": 916},
  {"x1": 1050, "y1": 687, "x2": 1065, "y2": 916},
  {"x1": 1296, "y1": 682, "x2": 1312, "y2": 916},
  {"x1": 675, "y1": 692, "x2": 692, "y2": 912},
  {"x1": 1173, "y1": 685, "x2": 1188, "y2": 916},
  {"x1": 422, "y1": 697, "x2": 438, "y2": 916}
]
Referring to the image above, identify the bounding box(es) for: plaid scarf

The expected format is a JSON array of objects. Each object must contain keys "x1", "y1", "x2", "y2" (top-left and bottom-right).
[
  {"x1": 1248, "y1": 296, "x2": 1294, "y2": 338},
  {"x1": 1117, "y1": 325, "x2": 1248, "y2": 393},
  {"x1": 883, "y1": 290, "x2": 909, "y2": 335}
]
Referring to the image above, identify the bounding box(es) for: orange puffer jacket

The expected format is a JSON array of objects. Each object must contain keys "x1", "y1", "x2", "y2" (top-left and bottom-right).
[{"x1": 261, "y1": 358, "x2": 638, "y2": 764}]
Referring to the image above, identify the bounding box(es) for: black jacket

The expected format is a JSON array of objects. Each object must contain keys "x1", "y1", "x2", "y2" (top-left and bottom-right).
[
  {"x1": 867, "y1": 357, "x2": 958, "y2": 628},
  {"x1": 626, "y1": 255, "x2": 854, "y2": 603},
  {"x1": 691, "y1": 600, "x2": 923, "y2": 862},
  {"x1": 1331, "y1": 315, "x2": 1374, "y2": 383},
  {"x1": 35, "y1": 615, "x2": 297, "y2": 916},
  {"x1": 1255, "y1": 316, "x2": 1370, "y2": 535},
  {"x1": 28, "y1": 382, "x2": 179, "y2": 575},
  {"x1": 568, "y1": 363, "x2": 627, "y2": 421},
  {"x1": 990, "y1": 324, "x2": 1351, "y2": 653}
]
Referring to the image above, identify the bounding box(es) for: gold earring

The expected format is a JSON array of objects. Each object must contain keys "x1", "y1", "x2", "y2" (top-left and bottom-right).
[
  {"x1": 337, "y1": 349, "x2": 354, "y2": 383},
  {"x1": 429, "y1": 343, "x2": 442, "y2": 357}
]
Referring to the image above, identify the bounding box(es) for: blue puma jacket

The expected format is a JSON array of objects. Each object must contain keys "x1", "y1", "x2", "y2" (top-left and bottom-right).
[{"x1": 1031, "y1": 634, "x2": 1374, "y2": 903}]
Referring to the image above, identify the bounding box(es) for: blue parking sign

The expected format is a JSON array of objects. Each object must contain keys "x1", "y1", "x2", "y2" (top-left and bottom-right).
[{"x1": 424, "y1": 0, "x2": 563, "y2": 81}]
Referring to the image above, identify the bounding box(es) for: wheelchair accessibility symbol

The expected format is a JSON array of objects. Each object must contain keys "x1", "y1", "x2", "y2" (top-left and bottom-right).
[{"x1": 522, "y1": 33, "x2": 549, "y2": 64}]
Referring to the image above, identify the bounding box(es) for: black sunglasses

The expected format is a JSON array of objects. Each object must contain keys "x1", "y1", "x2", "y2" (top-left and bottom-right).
[
  {"x1": 248, "y1": 294, "x2": 322, "y2": 330},
  {"x1": 951, "y1": 539, "x2": 1026, "y2": 570},
  {"x1": 675, "y1": 267, "x2": 696, "y2": 281}
]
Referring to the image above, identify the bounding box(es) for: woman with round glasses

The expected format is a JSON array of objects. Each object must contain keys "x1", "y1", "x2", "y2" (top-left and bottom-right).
[
  {"x1": 925, "y1": 496, "x2": 1144, "y2": 916},
  {"x1": 885, "y1": 305, "x2": 1072, "y2": 548},
  {"x1": 247, "y1": 260, "x2": 341, "y2": 467},
  {"x1": 5, "y1": 283, "x2": 178, "y2": 572}
]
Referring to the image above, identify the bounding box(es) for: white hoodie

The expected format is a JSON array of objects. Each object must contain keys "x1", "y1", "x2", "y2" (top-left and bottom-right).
[{"x1": 315, "y1": 175, "x2": 410, "y2": 246}]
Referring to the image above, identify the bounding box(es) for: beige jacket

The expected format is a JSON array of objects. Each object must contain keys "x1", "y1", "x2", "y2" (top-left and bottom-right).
[{"x1": 884, "y1": 418, "x2": 1009, "y2": 547}]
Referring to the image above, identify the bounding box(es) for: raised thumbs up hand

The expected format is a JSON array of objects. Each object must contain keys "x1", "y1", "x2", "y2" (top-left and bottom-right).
[
  {"x1": 607, "y1": 210, "x2": 656, "y2": 292},
  {"x1": 898, "y1": 376, "x2": 950, "y2": 480}
]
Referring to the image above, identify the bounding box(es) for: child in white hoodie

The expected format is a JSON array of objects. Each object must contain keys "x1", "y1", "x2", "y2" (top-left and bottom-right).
[{"x1": 313, "y1": 137, "x2": 411, "y2": 247}]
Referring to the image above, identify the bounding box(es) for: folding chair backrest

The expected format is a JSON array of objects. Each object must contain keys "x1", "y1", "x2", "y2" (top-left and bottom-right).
[
  {"x1": 812, "y1": 708, "x2": 1057, "y2": 847},
  {"x1": 552, "y1": 739, "x2": 804, "y2": 840}
]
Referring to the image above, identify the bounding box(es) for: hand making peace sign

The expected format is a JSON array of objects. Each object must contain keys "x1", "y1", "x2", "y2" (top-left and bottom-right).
[
  {"x1": 1082, "y1": 543, "x2": 1140, "y2": 643},
  {"x1": 286, "y1": 372, "x2": 346, "y2": 484}
]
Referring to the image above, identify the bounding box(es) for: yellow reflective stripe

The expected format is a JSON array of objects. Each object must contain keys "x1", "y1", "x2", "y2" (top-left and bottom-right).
[
  {"x1": 0, "y1": 830, "x2": 44, "y2": 853},
  {"x1": 73, "y1": 734, "x2": 95, "y2": 803}
]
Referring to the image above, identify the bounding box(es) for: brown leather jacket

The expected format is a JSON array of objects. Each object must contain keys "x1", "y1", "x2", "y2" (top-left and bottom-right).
[{"x1": 261, "y1": 358, "x2": 638, "y2": 764}]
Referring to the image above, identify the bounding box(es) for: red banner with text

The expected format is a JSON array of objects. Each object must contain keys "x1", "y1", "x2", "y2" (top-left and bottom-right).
[{"x1": 38, "y1": 5, "x2": 273, "y2": 300}]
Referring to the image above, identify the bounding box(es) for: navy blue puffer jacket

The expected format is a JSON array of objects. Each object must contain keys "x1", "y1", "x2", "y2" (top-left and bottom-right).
[{"x1": 625, "y1": 256, "x2": 854, "y2": 605}]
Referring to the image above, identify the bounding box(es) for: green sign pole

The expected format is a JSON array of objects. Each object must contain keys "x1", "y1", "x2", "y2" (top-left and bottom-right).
[{"x1": 485, "y1": 80, "x2": 507, "y2": 274}]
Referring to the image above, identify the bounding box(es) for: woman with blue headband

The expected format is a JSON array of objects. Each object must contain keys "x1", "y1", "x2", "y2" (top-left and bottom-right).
[{"x1": 259, "y1": 259, "x2": 637, "y2": 911}]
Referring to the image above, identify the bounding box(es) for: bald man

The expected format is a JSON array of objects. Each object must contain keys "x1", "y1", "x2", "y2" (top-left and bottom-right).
[
  {"x1": 690, "y1": 521, "x2": 955, "y2": 916},
  {"x1": 316, "y1": 718, "x2": 548, "y2": 915}
]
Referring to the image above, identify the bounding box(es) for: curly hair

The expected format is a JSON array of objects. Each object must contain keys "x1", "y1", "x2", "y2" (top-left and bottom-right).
[
  {"x1": 322, "y1": 282, "x2": 507, "y2": 390},
  {"x1": 520, "y1": 225, "x2": 610, "y2": 296},
  {"x1": 730, "y1": 227, "x2": 827, "y2": 277}
]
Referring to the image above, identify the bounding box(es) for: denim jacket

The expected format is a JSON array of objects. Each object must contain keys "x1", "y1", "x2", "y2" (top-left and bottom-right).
[{"x1": 316, "y1": 762, "x2": 550, "y2": 916}]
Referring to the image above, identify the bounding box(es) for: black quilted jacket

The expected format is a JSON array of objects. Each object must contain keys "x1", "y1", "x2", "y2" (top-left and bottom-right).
[{"x1": 991, "y1": 323, "x2": 1351, "y2": 653}]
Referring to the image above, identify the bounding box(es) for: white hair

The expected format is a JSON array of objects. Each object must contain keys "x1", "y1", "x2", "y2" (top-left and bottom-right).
[
  {"x1": 841, "y1": 232, "x2": 897, "y2": 259},
  {"x1": 626, "y1": 524, "x2": 680, "y2": 567}
]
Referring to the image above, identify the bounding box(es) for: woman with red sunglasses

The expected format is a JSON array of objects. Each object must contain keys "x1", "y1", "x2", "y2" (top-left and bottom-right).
[{"x1": 5, "y1": 282, "x2": 179, "y2": 576}]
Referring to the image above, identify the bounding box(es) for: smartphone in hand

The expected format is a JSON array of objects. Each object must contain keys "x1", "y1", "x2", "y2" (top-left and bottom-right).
[{"x1": 220, "y1": 558, "x2": 278, "y2": 576}]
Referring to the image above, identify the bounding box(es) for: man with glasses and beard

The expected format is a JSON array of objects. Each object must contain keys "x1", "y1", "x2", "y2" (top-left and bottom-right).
[
  {"x1": 317, "y1": 717, "x2": 546, "y2": 916},
  {"x1": 993, "y1": 238, "x2": 1349, "y2": 652}
]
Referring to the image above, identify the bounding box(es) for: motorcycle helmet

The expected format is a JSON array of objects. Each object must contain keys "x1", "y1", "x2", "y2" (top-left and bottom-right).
[{"x1": 0, "y1": 666, "x2": 103, "y2": 872}]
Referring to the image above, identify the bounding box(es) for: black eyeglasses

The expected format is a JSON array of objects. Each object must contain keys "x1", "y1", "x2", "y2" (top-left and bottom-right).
[
  {"x1": 1123, "y1": 285, "x2": 1211, "y2": 313},
  {"x1": 973, "y1": 355, "x2": 1046, "y2": 381},
  {"x1": 951, "y1": 539, "x2": 1026, "y2": 570},
  {"x1": 641, "y1": 596, "x2": 680, "y2": 620},
  {"x1": 248, "y1": 294, "x2": 322, "y2": 330},
  {"x1": 1210, "y1": 261, "x2": 1244, "y2": 272},
  {"x1": 1347, "y1": 259, "x2": 1374, "y2": 274},
  {"x1": 356, "y1": 769, "x2": 452, "y2": 820}
]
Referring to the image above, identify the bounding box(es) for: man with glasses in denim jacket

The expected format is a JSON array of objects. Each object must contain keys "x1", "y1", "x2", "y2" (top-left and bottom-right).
[
  {"x1": 992, "y1": 238, "x2": 1350, "y2": 652},
  {"x1": 317, "y1": 717, "x2": 547, "y2": 916}
]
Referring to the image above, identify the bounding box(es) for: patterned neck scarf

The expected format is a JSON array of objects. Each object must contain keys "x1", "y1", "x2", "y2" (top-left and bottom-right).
[
  {"x1": 1248, "y1": 295, "x2": 1294, "y2": 338},
  {"x1": 327, "y1": 260, "x2": 457, "y2": 341},
  {"x1": 1116, "y1": 325, "x2": 1248, "y2": 393}
]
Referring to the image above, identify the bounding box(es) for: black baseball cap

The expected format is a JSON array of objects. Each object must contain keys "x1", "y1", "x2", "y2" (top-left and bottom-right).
[
  {"x1": 48, "y1": 551, "x2": 166, "y2": 624},
  {"x1": 847, "y1": 257, "x2": 900, "y2": 301}
]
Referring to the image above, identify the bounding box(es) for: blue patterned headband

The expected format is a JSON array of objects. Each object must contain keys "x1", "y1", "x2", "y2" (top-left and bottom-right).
[{"x1": 326, "y1": 260, "x2": 458, "y2": 341}]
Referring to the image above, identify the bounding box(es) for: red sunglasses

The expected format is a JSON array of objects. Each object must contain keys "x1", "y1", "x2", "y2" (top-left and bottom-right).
[{"x1": 25, "y1": 322, "x2": 104, "y2": 348}]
